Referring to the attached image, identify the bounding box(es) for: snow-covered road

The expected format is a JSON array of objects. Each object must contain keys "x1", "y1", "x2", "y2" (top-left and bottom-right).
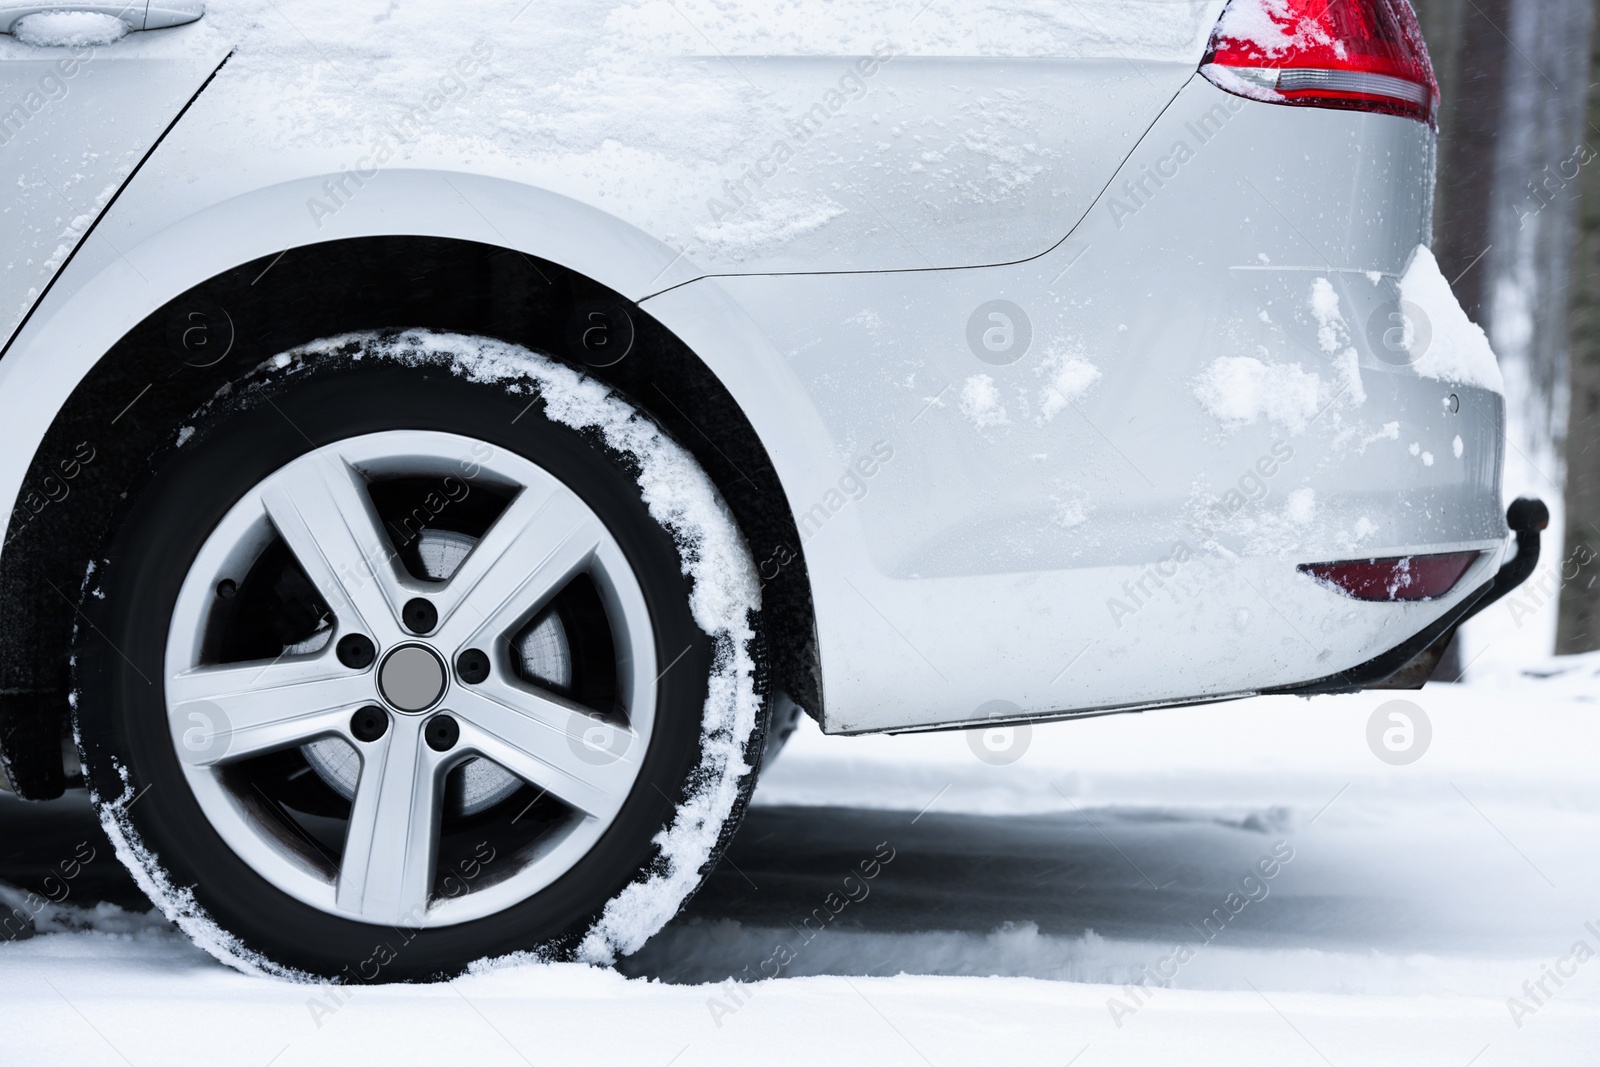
[{"x1": 3, "y1": 664, "x2": 1598, "y2": 1065}]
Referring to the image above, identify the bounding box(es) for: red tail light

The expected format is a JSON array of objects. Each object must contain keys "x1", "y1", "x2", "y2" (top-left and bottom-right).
[
  {"x1": 1201, "y1": 0, "x2": 1439, "y2": 126},
  {"x1": 1299, "y1": 552, "x2": 1478, "y2": 602}
]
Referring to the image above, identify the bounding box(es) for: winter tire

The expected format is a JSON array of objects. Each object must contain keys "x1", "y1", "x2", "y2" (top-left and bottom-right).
[{"x1": 75, "y1": 331, "x2": 766, "y2": 981}]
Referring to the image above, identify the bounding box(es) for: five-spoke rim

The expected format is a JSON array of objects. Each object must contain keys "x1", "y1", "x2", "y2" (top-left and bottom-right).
[{"x1": 163, "y1": 430, "x2": 658, "y2": 927}]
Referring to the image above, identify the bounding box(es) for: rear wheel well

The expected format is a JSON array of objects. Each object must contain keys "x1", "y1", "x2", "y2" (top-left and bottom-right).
[{"x1": 0, "y1": 236, "x2": 818, "y2": 798}]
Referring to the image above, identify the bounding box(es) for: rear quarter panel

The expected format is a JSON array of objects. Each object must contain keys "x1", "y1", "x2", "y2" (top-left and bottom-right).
[{"x1": 651, "y1": 78, "x2": 1505, "y2": 732}]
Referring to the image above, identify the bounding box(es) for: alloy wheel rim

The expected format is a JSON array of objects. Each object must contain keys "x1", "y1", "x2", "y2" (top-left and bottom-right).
[{"x1": 162, "y1": 430, "x2": 658, "y2": 927}]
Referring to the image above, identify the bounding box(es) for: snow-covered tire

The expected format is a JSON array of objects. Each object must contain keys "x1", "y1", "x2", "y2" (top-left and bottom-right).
[{"x1": 74, "y1": 331, "x2": 767, "y2": 981}]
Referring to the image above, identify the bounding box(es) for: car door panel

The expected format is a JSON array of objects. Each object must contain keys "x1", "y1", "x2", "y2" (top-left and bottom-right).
[{"x1": 0, "y1": 23, "x2": 230, "y2": 349}]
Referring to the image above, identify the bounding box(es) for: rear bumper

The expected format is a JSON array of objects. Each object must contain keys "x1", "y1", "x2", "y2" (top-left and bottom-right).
[
  {"x1": 657, "y1": 76, "x2": 1501, "y2": 733},
  {"x1": 886, "y1": 509, "x2": 1541, "y2": 736}
]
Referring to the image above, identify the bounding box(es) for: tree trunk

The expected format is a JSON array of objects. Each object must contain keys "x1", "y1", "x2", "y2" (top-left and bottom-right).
[
  {"x1": 1427, "y1": 0, "x2": 1511, "y2": 322},
  {"x1": 1556, "y1": 7, "x2": 1600, "y2": 653},
  {"x1": 1416, "y1": 0, "x2": 1511, "y2": 679}
]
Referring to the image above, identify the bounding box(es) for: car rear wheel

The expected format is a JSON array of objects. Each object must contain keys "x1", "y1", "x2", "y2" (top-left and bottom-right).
[{"x1": 75, "y1": 333, "x2": 767, "y2": 981}]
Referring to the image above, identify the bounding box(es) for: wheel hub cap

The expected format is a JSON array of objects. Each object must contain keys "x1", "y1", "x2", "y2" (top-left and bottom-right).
[{"x1": 378, "y1": 644, "x2": 447, "y2": 712}]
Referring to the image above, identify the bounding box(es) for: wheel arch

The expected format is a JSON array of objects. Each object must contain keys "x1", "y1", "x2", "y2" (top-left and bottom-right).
[{"x1": 0, "y1": 235, "x2": 820, "y2": 798}]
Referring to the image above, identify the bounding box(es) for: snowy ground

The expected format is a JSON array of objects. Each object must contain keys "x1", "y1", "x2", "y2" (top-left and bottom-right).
[{"x1": 3, "y1": 662, "x2": 1599, "y2": 1065}]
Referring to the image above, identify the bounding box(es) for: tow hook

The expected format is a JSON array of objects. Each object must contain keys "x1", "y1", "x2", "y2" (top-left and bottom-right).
[
  {"x1": 1470, "y1": 497, "x2": 1551, "y2": 617},
  {"x1": 1364, "y1": 497, "x2": 1550, "y2": 689},
  {"x1": 1287, "y1": 497, "x2": 1552, "y2": 693}
]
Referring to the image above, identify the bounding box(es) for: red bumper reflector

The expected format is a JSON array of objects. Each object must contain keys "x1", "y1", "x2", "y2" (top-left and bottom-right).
[{"x1": 1298, "y1": 552, "x2": 1478, "y2": 602}]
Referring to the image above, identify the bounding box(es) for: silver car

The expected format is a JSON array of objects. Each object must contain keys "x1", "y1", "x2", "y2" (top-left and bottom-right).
[{"x1": 0, "y1": 0, "x2": 1543, "y2": 979}]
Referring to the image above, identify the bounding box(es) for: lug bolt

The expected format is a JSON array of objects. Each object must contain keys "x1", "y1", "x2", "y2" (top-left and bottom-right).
[
  {"x1": 456, "y1": 648, "x2": 490, "y2": 684},
  {"x1": 350, "y1": 705, "x2": 389, "y2": 743},
  {"x1": 337, "y1": 634, "x2": 376, "y2": 669},
  {"x1": 216, "y1": 579, "x2": 237, "y2": 600},
  {"x1": 425, "y1": 715, "x2": 459, "y2": 752},
  {"x1": 402, "y1": 597, "x2": 438, "y2": 635}
]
